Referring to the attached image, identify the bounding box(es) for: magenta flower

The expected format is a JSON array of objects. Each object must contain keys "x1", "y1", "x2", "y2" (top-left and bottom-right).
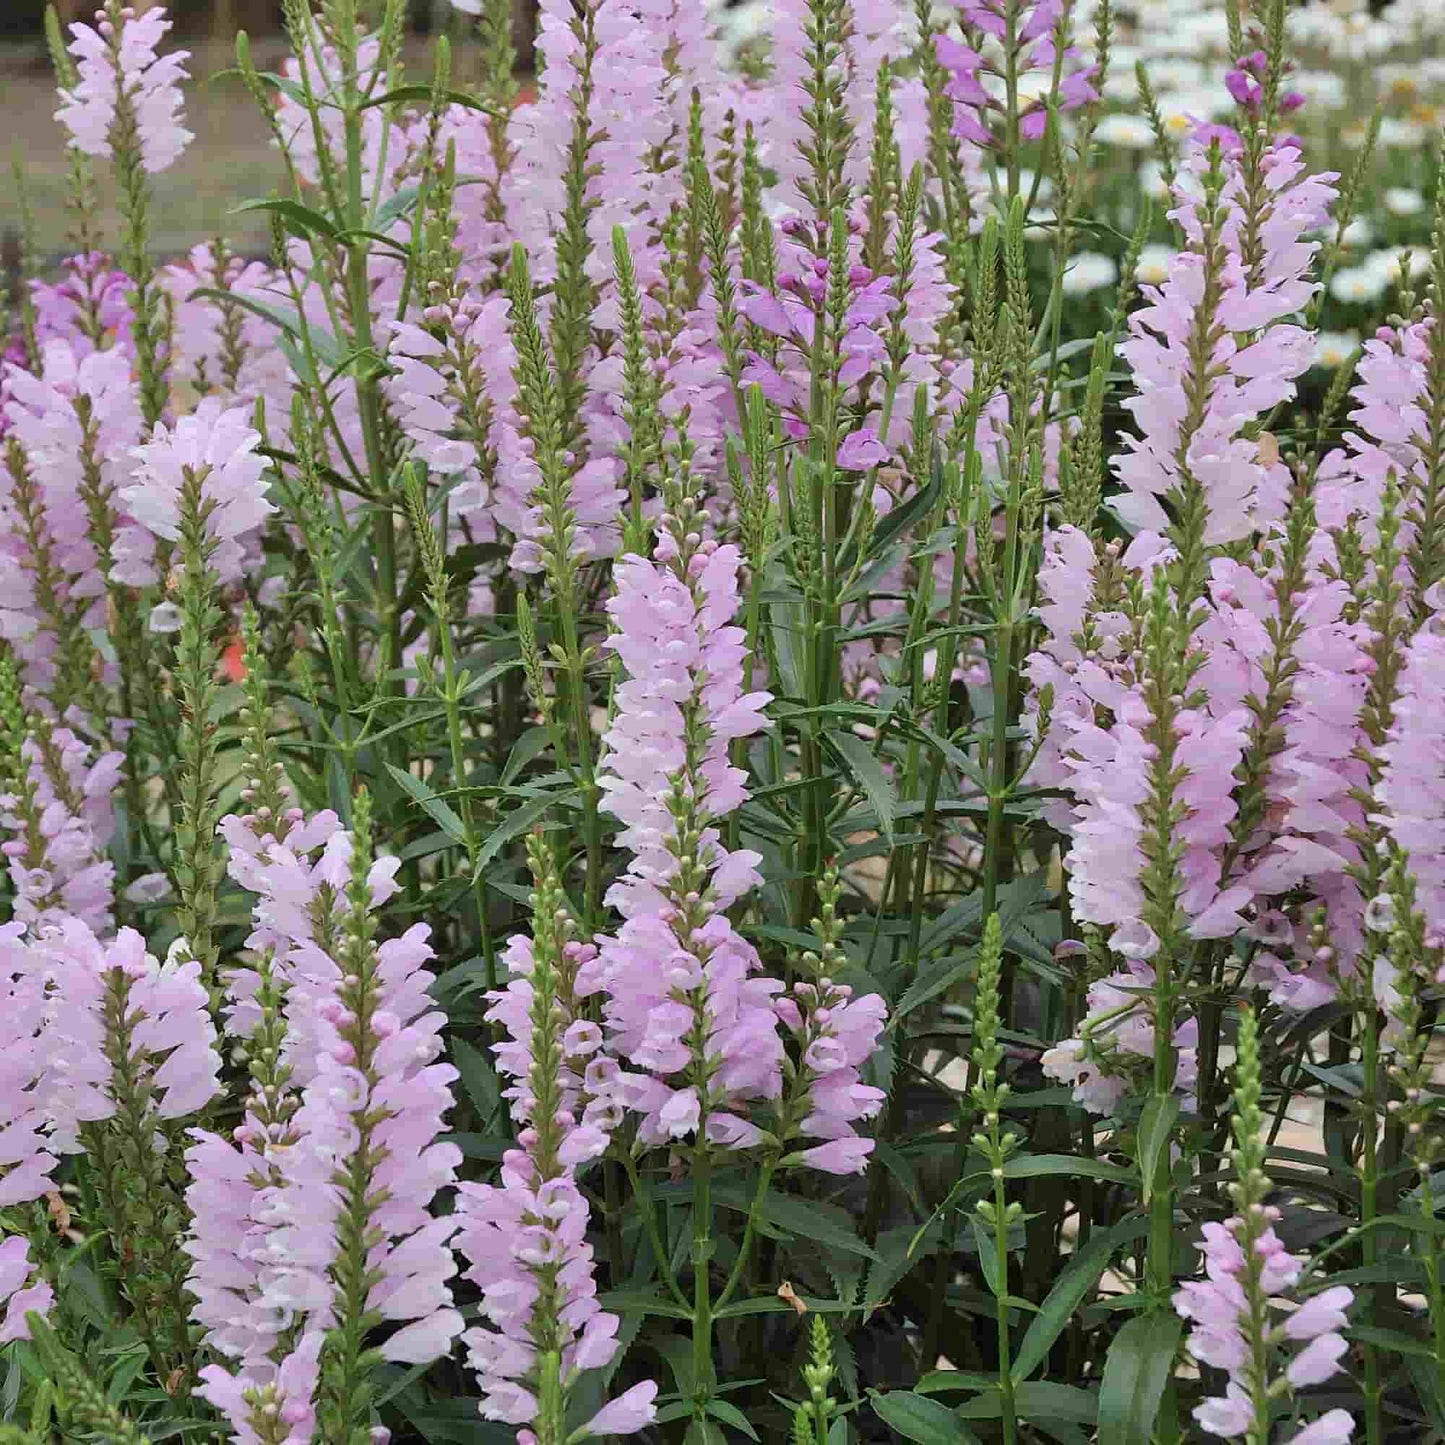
[{"x1": 837, "y1": 426, "x2": 889, "y2": 471}]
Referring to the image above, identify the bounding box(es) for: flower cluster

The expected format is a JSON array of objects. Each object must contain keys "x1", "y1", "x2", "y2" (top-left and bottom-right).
[{"x1": 56, "y1": 4, "x2": 191, "y2": 174}]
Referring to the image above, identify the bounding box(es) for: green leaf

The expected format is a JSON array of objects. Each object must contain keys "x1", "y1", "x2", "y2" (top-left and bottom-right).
[
  {"x1": 358, "y1": 83, "x2": 501, "y2": 115},
  {"x1": 1349, "y1": 1323, "x2": 1441, "y2": 1360},
  {"x1": 825, "y1": 730, "x2": 897, "y2": 839},
  {"x1": 869, "y1": 1391, "x2": 980, "y2": 1444},
  {"x1": 1135, "y1": 1095, "x2": 1179, "y2": 1205},
  {"x1": 231, "y1": 196, "x2": 340, "y2": 241},
  {"x1": 1012, "y1": 1218, "x2": 1148, "y2": 1382},
  {"x1": 597, "y1": 1290, "x2": 693, "y2": 1320},
  {"x1": 502, "y1": 725, "x2": 555, "y2": 785},
  {"x1": 386, "y1": 763, "x2": 469, "y2": 845},
  {"x1": 706, "y1": 1400, "x2": 760, "y2": 1440},
  {"x1": 866, "y1": 1221, "x2": 939, "y2": 1314},
  {"x1": 971, "y1": 1215, "x2": 1006, "y2": 1297},
  {"x1": 956, "y1": 1383, "x2": 1097, "y2": 1426},
  {"x1": 682, "y1": 1423, "x2": 728, "y2": 1445},
  {"x1": 711, "y1": 1183, "x2": 880, "y2": 1261},
  {"x1": 187, "y1": 287, "x2": 343, "y2": 370},
  {"x1": 450, "y1": 1037, "x2": 501, "y2": 1130},
  {"x1": 863, "y1": 465, "x2": 943, "y2": 564},
  {"x1": 472, "y1": 793, "x2": 560, "y2": 881},
  {"x1": 1005, "y1": 1156, "x2": 1136, "y2": 1184},
  {"x1": 1097, "y1": 1313, "x2": 1182, "y2": 1445},
  {"x1": 711, "y1": 1296, "x2": 854, "y2": 1318},
  {"x1": 373, "y1": 182, "x2": 422, "y2": 230}
]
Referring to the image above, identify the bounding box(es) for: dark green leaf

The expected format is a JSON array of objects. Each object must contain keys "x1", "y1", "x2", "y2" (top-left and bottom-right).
[
  {"x1": 359, "y1": 83, "x2": 501, "y2": 115},
  {"x1": 231, "y1": 196, "x2": 340, "y2": 241},
  {"x1": 386, "y1": 763, "x2": 469, "y2": 845},
  {"x1": 1012, "y1": 1218, "x2": 1148, "y2": 1382},
  {"x1": 711, "y1": 1183, "x2": 880, "y2": 1261},
  {"x1": 450, "y1": 1037, "x2": 501, "y2": 1129},
  {"x1": 1097, "y1": 1313, "x2": 1182, "y2": 1445},
  {"x1": 956, "y1": 1383, "x2": 1097, "y2": 1426},
  {"x1": 706, "y1": 1400, "x2": 759, "y2": 1439},
  {"x1": 972, "y1": 1216, "x2": 1006, "y2": 1297},
  {"x1": 865, "y1": 466, "x2": 943, "y2": 564},
  {"x1": 1136, "y1": 1095, "x2": 1179, "y2": 1205},
  {"x1": 869, "y1": 1391, "x2": 980, "y2": 1444},
  {"x1": 825, "y1": 730, "x2": 897, "y2": 839},
  {"x1": 472, "y1": 793, "x2": 559, "y2": 880},
  {"x1": 597, "y1": 1290, "x2": 693, "y2": 1320}
]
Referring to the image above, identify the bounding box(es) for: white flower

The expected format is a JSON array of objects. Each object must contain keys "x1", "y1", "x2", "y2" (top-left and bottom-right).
[
  {"x1": 1139, "y1": 159, "x2": 1171, "y2": 201},
  {"x1": 1062, "y1": 252, "x2": 1119, "y2": 296},
  {"x1": 1135, "y1": 244, "x2": 1175, "y2": 287},
  {"x1": 1290, "y1": 69, "x2": 1346, "y2": 110},
  {"x1": 1377, "y1": 118, "x2": 1426, "y2": 149},
  {"x1": 1369, "y1": 246, "x2": 1431, "y2": 283},
  {"x1": 1337, "y1": 215, "x2": 1374, "y2": 250},
  {"x1": 1328, "y1": 265, "x2": 1388, "y2": 306},
  {"x1": 1312, "y1": 332, "x2": 1359, "y2": 370},
  {"x1": 1383, "y1": 187, "x2": 1426, "y2": 217},
  {"x1": 1095, "y1": 113, "x2": 1155, "y2": 149}
]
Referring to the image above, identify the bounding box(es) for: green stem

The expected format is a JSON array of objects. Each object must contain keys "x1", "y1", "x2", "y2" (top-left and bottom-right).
[
  {"x1": 691, "y1": 1142, "x2": 716, "y2": 1424},
  {"x1": 1360, "y1": 997, "x2": 1383, "y2": 1445},
  {"x1": 993, "y1": 1170, "x2": 1018, "y2": 1445}
]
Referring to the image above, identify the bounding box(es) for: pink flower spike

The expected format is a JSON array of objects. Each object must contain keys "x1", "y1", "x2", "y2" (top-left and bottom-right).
[
  {"x1": 56, "y1": 6, "x2": 192, "y2": 174},
  {"x1": 123, "y1": 397, "x2": 274, "y2": 584}
]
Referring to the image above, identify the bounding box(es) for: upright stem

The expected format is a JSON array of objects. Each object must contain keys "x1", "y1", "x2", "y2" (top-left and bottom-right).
[
  {"x1": 1359, "y1": 997, "x2": 1383, "y2": 1445},
  {"x1": 691, "y1": 1142, "x2": 716, "y2": 1424}
]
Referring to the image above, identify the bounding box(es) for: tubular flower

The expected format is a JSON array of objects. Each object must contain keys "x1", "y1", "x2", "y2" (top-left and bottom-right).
[
  {"x1": 120, "y1": 397, "x2": 274, "y2": 587},
  {"x1": 455, "y1": 840, "x2": 656, "y2": 1438},
  {"x1": 1113, "y1": 140, "x2": 1335, "y2": 544},
  {"x1": 56, "y1": 4, "x2": 192, "y2": 174},
  {"x1": 0, "y1": 724, "x2": 122, "y2": 937},
  {"x1": 594, "y1": 494, "x2": 782, "y2": 1147}
]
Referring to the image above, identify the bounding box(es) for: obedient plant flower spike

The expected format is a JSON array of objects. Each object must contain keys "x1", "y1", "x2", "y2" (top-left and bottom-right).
[
  {"x1": 1175, "y1": 1008, "x2": 1356, "y2": 1443},
  {"x1": 504, "y1": 242, "x2": 605, "y2": 919},
  {"x1": 610, "y1": 227, "x2": 662, "y2": 555},
  {"x1": 6, "y1": 157, "x2": 43, "y2": 372},
  {"x1": 910, "y1": 0, "x2": 972, "y2": 253},
  {"x1": 81, "y1": 924, "x2": 221, "y2": 1388},
  {"x1": 305, "y1": 786, "x2": 463, "y2": 1438},
  {"x1": 546, "y1": 0, "x2": 605, "y2": 455},
  {"x1": 0, "y1": 436, "x2": 86, "y2": 711},
  {"x1": 791, "y1": 1317, "x2": 839, "y2": 1445},
  {"x1": 861, "y1": 57, "x2": 897, "y2": 278},
  {"x1": 457, "y1": 834, "x2": 656, "y2": 1439},
  {"x1": 688, "y1": 136, "x2": 747, "y2": 412},
  {"x1": 1133, "y1": 60, "x2": 1176, "y2": 191},
  {"x1": 57, "y1": 0, "x2": 191, "y2": 429},
  {"x1": 798, "y1": 0, "x2": 855, "y2": 221},
  {"x1": 475, "y1": 0, "x2": 519, "y2": 220},
  {"x1": 42, "y1": 6, "x2": 105, "y2": 296}
]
